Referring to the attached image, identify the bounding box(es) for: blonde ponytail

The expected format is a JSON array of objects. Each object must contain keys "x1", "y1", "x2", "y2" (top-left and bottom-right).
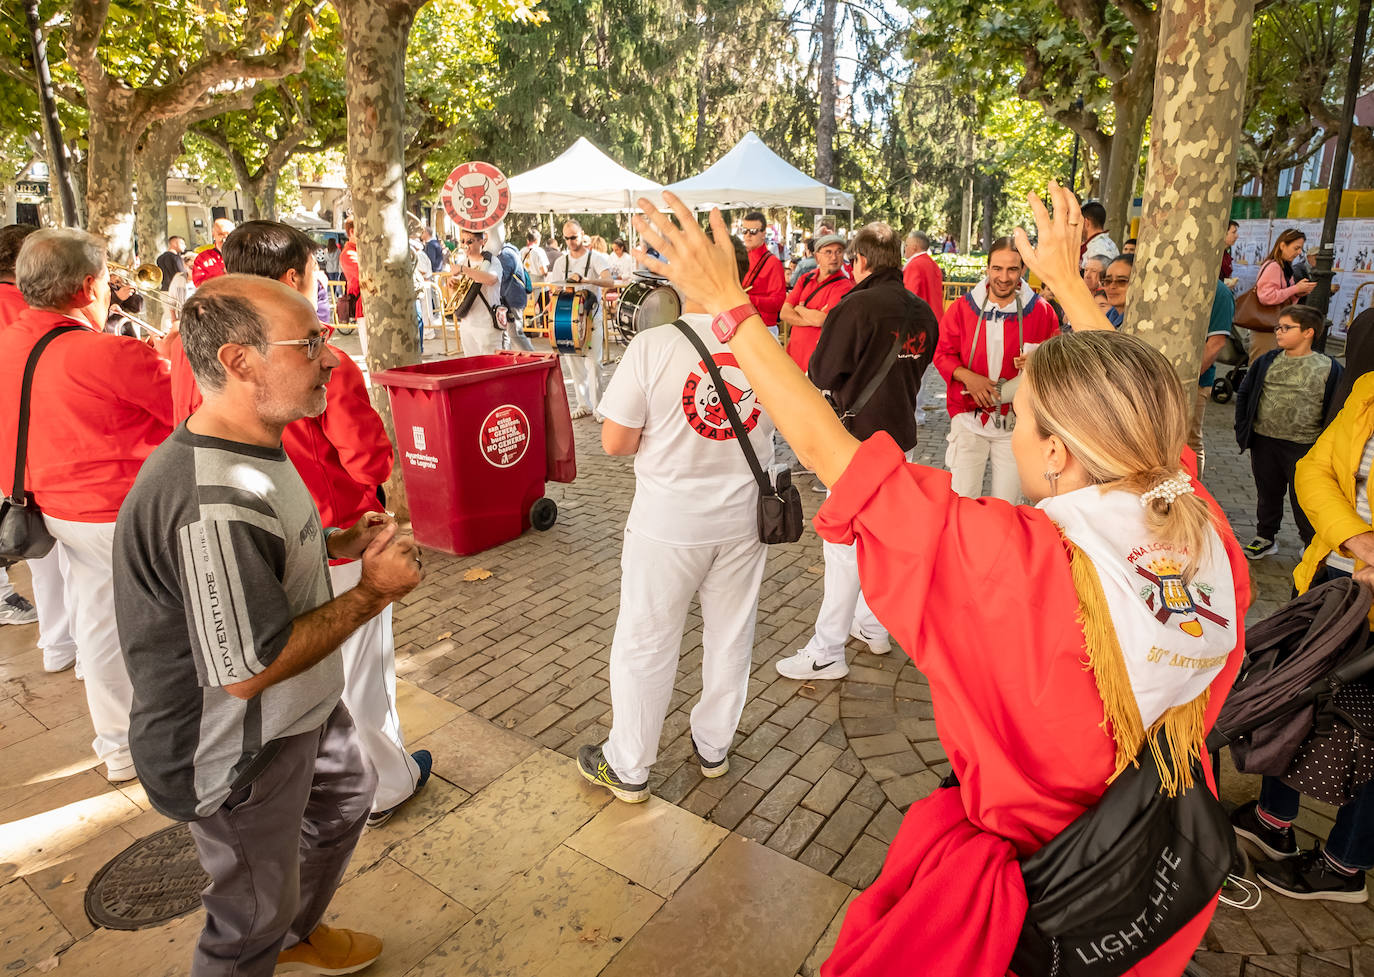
[{"x1": 1023, "y1": 332, "x2": 1220, "y2": 582}]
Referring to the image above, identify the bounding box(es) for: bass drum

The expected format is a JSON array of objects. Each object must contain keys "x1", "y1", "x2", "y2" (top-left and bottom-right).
[
  {"x1": 614, "y1": 276, "x2": 681, "y2": 345},
  {"x1": 552, "y1": 290, "x2": 591, "y2": 354}
]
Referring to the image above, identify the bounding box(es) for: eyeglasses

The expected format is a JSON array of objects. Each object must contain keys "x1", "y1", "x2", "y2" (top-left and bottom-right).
[
  {"x1": 740, "y1": 227, "x2": 764, "y2": 236},
  {"x1": 1102, "y1": 276, "x2": 1131, "y2": 286},
  {"x1": 1274, "y1": 324, "x2": 1307, "y2": 333},
  {"x1": 267, "y1": 326, "x2": 334, "y2": 360}
]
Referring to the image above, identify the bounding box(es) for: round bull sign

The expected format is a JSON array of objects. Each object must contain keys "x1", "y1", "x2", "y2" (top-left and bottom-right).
[
  {"x1": 441, "y1": 162, "x2": 511, "y2": 233},
  {"x1": 479, "y1": 405, "x2": 530, "y2": 468}
]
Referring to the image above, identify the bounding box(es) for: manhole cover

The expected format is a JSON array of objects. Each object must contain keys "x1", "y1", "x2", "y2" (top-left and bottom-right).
[{"x1": 85, "y1": 823, "x2": 208, "y2": 930}]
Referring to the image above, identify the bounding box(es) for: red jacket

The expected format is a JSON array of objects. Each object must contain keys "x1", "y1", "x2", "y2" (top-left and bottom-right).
[
  {"x1": 0, "y1": 309, "x2": 172, "y2": 521},
  {"x1": 0, "y1": 282, "x2": 26, "y2": 328},
  {"x1": 902, "y1": 253, "x2": 943, "y2": 314},
  {"x1": 280, "y1": 349, "x2": 392, "y2": 530},
  {"x1": 742, "y1": 245, "x2": 786, "y2": 327},
  {"x1": 817, "y1": 435, "x2": 1248, "y2": 977},
  {"x1": 933, "y1": 281, "x2": 1060, "y2": 419},
  {"x1": 190, "y1": 247, "x2": 225, "y2": 287},
  {"x1": 165, "y1": 336, "x2": 390, "y2": 532}
]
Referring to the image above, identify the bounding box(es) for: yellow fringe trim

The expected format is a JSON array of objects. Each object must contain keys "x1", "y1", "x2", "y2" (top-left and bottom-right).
[{"x1": 1068, "y1": 544, "x2": 1210, "y2": 797}]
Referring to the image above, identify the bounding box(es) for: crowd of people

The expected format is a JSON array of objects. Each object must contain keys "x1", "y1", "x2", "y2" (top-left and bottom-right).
[{"x1": 2, "y1": 178, "x2": 1372, "y2": 977}]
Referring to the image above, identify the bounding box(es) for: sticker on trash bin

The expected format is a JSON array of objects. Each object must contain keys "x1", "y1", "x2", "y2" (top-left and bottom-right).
[
  {"x1": 411, "y1": 426, "x2": 427, "y2": 451},
  {"x1": 479, "y1": 405, "x2": 530, "y2": 468}
]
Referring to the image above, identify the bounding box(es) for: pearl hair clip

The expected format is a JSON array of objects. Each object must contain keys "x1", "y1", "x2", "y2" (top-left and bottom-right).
[{"x1": 1140, "y1": 473, "x2": 1195, "y2": 507}]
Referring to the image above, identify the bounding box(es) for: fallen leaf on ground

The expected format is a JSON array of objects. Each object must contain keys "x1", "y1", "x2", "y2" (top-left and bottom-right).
[
  {"x1": 578, "y1": 928, "x2": 602, "y2": 943},
  {"x1": 434, "y1": 631, "x2": 453, "y2": 642},
  {"x1": 463, "y1": 568, "x2": 492, "y2": 582},
  {"x1": 60, "y1": 873, "x2": 77, "y2": 884},
  {"x1": 806, "y1": 565, "x2": 823, "y2": 574},
  {"x1": 34, "y1": 958, "x2": 59, "y2": 973}
]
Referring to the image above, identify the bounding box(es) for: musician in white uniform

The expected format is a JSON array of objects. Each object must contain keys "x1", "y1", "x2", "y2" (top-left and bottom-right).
[
  {"x1": 576, "y1": 233, "x2": 775, "y2": 802},
  {"x1": 452, "y1": 228, "x2": 502, "y2": 356},
  {"x1": 549, "y1": 220, "x2": 614, "y2": 419}
]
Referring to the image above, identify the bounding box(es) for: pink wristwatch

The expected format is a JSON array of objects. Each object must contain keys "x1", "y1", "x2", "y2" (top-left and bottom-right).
[{"x1": 711, "y1": 303, "x2": 758, "y2": 343}]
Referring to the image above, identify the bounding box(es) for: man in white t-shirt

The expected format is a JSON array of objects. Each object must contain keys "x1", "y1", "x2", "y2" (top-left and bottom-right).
[
  {"x1": 451, "y1": 229, "x2": 503, "y2": 356},
  {"x1": 521, "y1": 230, "x2": 550, "y2": 282},
  {"x1": 549, "y1": 219, "x2": 614, "y2": 419},
  {"x1": 576, "y1": 235, "x2": 775, "y2": 803}
]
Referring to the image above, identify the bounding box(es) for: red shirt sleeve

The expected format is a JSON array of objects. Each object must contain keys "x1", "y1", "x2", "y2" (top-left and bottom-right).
[
  {"x1": 163, "y1": 331, "x2": 203, "y2": 424},
  {"x1": 932, "y1": 301, "x2": 964, "y2": 383},
  {"x1": 320, "y1": 348, "x2": 393, "y2": 488},
  {"x1": 785, "y1": 272, "x2": 810, "y2": 308},
  {"x1": 919, "y1": 257, "x2": 944, "y2": 314},
  {"x1": 111, "y1": 338, "x2": 175, "y2": 427}
]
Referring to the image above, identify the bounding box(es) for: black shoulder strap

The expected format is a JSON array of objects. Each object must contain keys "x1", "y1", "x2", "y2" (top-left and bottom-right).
[
  {"x1": 671, "y1": 319, "x2": 771, "y2": 494},
  {"x1": 11, "y1": 325, "x2": 82, "y2": 501},
  {"x1": 840, "y1": 334, "x2": 903, "y2": 426}
]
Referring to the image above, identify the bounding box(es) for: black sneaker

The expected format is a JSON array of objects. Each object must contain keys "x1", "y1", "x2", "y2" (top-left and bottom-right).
[
  {"x1": 366, "y1": 749, "x2": 433, "y2": 828},
  {"x1": 576, "y1": 744, "x2": 648, "y2": 803},
  {"x1": 1243, "y1": 537, "x2": 1277, "y2": 560},
  {"x1": 1257, "y1": 846, "x2": 1369, "y2": 903},
  {"x1": 692, "y1": 736, "x2": 728, "y2": 779},
  {"x1": 1231, "y1": 800, "x2": 1299, "y2": 861}
]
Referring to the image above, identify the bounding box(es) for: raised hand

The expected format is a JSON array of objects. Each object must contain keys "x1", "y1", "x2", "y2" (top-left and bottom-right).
[
  {"x1": 633, "y1": 192, "x2": 749, "y2": 316},
  {"x1": 1013, "y1": 181, "x2": 1113, "y2": 333}
]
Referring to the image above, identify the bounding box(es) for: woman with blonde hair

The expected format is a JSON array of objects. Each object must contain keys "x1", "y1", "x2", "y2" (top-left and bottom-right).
[
  {"x1": 632, "y1": 183, "x2": 1248, "y2": 977},
  {"x1": 588, "y1": 234, "x2": 609, "y2": 254}
]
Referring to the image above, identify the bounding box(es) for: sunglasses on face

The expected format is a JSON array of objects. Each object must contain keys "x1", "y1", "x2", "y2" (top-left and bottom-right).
[
  {"x1": 1102, "y1": 276, "x2": 1131, "y2": 286},
  {"x1": 267, "y1": 325, "x2": 334, "y2": 360},
  {"x1": 740, "y1": 227, "x2": 764, "y2": 236}
]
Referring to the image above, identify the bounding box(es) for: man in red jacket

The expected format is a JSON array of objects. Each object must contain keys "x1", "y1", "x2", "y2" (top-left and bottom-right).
[
  {"x1": 0, "y1": 229, "x2": 173, "y2": 780},
  {"x1": 933, "y1": 237, "x2": 1059, "y2": 502},
  {"x1": 738, "y1": 211, "x2": 786, "y2": 336},
  {"x1": 190, "y1": 217, "x2": 235, "y2": 287},
  {"x1": 215, "y1": 221, "x2": 429, "y2": 826},
  {"x1": 901, "y1": 230, "x2": 943, "y2": 313}
]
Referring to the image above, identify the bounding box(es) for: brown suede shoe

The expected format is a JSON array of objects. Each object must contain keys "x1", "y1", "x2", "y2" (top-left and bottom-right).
[{"x1": 275, "y1": 924, "x2": 382, "y2": 975}]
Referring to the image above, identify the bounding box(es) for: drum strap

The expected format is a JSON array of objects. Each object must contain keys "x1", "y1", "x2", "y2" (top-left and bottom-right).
[{"x1": 742, "y1": 251, "x2": 775, "y2": 291}]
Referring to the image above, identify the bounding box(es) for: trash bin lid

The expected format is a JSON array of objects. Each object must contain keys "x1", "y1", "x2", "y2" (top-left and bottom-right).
[{"x1": 372, "y1": 351, "x2": 557, "y2": 391}]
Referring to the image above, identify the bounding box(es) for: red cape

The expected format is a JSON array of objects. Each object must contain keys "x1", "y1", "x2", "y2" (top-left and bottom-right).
[{"x1": 816, "y1": 434, "x2": 1249, "y2": 977}]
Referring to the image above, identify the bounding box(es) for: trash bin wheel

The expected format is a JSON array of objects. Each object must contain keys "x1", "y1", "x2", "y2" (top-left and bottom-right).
[
  {"x1": 530, "y1": 497, "x2": 558, "y2": 532},
  {"x1": 1211, "y1": 377, "x2": 1233, "y2": 404}
]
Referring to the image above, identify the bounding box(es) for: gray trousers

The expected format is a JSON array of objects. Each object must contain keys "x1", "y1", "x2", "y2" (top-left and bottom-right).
[
  {"x1": 504, "y1": 306, "x2": 535, "y2": 351},
  {"x1": 187, "y1": 702, "x2": 376, "y2": 977}
]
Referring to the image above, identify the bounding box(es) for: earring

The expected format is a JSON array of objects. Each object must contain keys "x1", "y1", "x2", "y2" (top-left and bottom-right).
[{"x1": 1043, "y1": 470, "x2": 1061, "y2": 497}]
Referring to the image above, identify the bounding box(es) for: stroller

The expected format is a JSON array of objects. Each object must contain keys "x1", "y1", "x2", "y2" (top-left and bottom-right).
[
  {"x1": 1208, "y1": 322, "x2": 1251, "y2": 405},
  {"x1": 1208, "y1": 577, "x2": 1374, "y2": 805}
]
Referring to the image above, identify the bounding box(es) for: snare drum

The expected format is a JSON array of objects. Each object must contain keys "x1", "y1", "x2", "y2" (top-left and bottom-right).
[
  {"x1": 615, "y1": 276, "x2": 681, "y2": 344},
  {"x1": 552, "y1": 291, "x2": 591, "y2": 354}
]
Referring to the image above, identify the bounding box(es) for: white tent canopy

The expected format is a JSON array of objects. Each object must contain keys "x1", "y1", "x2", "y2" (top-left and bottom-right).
[
  {"x1": 506, "y1": 137, "x2": 664, "y2": 214},
  {"x1": 661, "y1": 131, "x2": 854, "y2": 212}
]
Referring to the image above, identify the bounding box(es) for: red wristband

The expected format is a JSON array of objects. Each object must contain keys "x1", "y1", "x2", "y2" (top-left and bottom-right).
[{"x1": 711, "y1": 303, "x2": 758, "y2": 343}]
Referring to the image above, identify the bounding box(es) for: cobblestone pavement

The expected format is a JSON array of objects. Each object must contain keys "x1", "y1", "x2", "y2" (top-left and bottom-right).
[{"x1": 384, "y1": 346, "x2": 1372, "y2": 974}]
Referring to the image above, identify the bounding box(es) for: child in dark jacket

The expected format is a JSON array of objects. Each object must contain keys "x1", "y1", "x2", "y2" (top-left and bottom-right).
[{"x1": 1235, "y1": 304, "x2": 1342, "y2": 559}]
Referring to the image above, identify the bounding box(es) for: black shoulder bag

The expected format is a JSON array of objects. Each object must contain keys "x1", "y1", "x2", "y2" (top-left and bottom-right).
[
  {"x1": 672, "y1": 320, "x2": 803, "y2": 544},
  {"x1": 1008, "y1": 740, "x2": 1238, "y2": 977},
  {"x1": 0, "y1": 325, "x2": 82, "y2": 560}
]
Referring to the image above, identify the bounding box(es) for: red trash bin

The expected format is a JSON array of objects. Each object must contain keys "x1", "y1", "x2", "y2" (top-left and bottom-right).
[{"x1": 373, "y1": 351, "x2": 575, "y2": 556}]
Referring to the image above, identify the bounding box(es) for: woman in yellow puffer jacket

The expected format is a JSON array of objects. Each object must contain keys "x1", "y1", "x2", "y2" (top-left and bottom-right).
[
  {"x1": 1236, "y1": 370, "x2": 1374, "y2": 904},
  {"x1": 1294, "y1": 370, "x2": 1374, "y2": 617}
]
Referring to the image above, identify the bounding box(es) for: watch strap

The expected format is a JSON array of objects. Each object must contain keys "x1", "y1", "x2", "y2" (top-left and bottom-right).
[{"x1": 711, "y1": 303, "x2": 758, "y2": 343}]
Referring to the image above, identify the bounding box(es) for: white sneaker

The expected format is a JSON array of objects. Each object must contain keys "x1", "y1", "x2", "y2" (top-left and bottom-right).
[
  {"x1": 776, "y1": 648, "x2": 849, "y2": 680},
  {"x1": 850, "y1": 623, "x2": 891, "y2": 655},
  {"x1": 44, "y1": 654, "x2": 76, "y2": 673},
  {"x1": 105, "y1": 760, "x2": 138, "y2": 783}
]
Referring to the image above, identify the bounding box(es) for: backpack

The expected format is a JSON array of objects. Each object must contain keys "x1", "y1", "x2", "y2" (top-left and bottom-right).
[{"x1": 498, "y1": 243, "x2": 532, "y2": 311}]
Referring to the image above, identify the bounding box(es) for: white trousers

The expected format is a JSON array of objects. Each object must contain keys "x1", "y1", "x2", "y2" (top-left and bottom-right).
[
  {"x1": 946, "y1": 411, "x2": 1020, "y2": 502},
  {"x1": 803, "y1": 537, "x2": 888, "y2": 665},
  {"x1": 460, "y1": 314, "x2": 503, "y2": 357},
  {"x1": 29, "y1": 546, "x2": 77, "y2": 669},
  {"x1": 559, "y1": 314, "x2": 604, "y2": 412},
  {"x1": 0, "y1": 564, "x2": 10, "y2": 601},
  {"x1": 329, "y1": 561, "x2": 419, "y2": 812},
  {"x1": 44, "y1": 516, "x2": 134, "y2": 771},
  {"x1": 604, "y1": 530, "x2": 768, "y2": 785}
]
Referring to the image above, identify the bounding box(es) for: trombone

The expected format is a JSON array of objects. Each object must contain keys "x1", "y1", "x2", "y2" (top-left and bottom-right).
[{"x1": 107, "y1": 261, "x2": 174, "y2": 339}]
